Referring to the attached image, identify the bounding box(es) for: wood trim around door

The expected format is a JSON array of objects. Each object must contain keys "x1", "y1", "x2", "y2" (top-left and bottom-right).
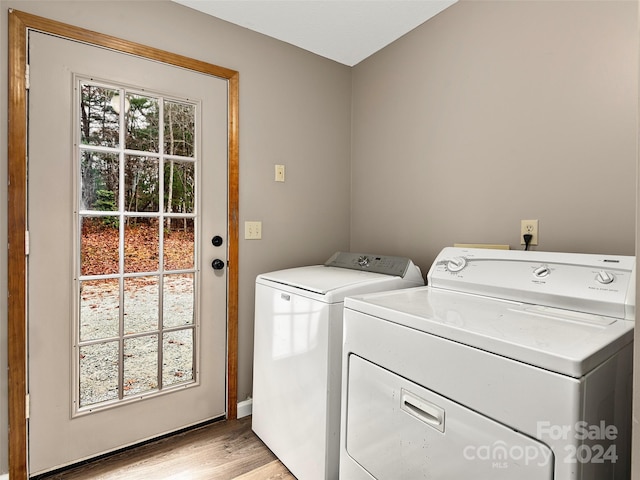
[{"x1": 7, "y1": 9, "x2": 240, "y2": 479}]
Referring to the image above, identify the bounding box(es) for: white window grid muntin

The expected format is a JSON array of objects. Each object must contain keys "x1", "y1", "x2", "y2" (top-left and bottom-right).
[{"x1": 72, "y1": 77, "x2": 202, "y2": 415}]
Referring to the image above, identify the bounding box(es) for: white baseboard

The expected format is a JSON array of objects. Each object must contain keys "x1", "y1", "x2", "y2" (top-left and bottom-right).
[
  {"x1": 0, "y1": 473, "x2": 9, "y2": 480},
  {"x1": 237, "y1": 398, "x2": 253, "y2": 418}
]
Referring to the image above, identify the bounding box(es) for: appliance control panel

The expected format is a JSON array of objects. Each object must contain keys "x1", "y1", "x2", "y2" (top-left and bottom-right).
[
  {"x1": 428, "y1": 247, "x2": 636, "y2": 320},
  {"x1": 325, "y1": 252, "x2": 413, "y2": 277}
]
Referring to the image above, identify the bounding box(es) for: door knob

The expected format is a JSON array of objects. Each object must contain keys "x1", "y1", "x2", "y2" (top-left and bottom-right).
[
  {"x1": 211, "y1": 235, "x2": 223, "y2": 247},
  {"x1": 211, "y1": 259, "x2": 225, "y2": 270}
]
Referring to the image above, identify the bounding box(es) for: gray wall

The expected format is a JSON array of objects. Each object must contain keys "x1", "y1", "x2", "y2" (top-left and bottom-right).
[
  {"x1": 350, "y1": 0, "x2": 638, "y2": 272},
  {"x1": 1, "y1": 0, "x2": 638, "y2": 476},
  {"x1": 0, "y1": 0, "x2": 351, "y2": 473}
]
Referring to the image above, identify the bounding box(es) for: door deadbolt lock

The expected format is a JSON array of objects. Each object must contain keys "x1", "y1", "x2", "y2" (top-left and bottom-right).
[{"x1": 211, "y1": 236, "x2": 223, "y2": 247}]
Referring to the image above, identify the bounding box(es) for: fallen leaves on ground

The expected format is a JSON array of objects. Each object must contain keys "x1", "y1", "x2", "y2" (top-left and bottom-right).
[{"x1": 81, "y1": 221, "x2": 193, "y2": 276}]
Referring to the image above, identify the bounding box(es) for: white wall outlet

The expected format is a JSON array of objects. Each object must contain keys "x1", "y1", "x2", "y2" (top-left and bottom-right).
[
  {"x1": 520, "y1": 219, "x2": 538, "y2": 246},
  {"x1": 245, "y1": 221, "x2": 262, "y2": 240},
  {"x1": 275, "y1": 164, "x2": 285, "y2": 182}
]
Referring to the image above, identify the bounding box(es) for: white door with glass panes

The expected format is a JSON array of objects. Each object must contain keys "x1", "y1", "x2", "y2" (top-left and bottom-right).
[{"x1": 27, "y1": 32, "x2": 228, "y2": 475}]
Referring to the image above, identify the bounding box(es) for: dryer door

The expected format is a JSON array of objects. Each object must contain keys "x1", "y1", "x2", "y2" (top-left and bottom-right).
[{"x1": 344, "y1": 355, "x2": 554, "y2": 479}]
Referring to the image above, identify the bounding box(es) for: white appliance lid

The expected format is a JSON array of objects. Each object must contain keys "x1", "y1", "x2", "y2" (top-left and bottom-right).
[
  {"x1": 345, "y1": 287, "x2": 634, "y2": 378},
  {"x1": 257, "y1": 265, "x2": 393, "y2": 295}
]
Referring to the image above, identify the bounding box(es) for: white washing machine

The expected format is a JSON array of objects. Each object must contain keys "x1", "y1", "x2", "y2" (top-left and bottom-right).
[
  {"x1": 340, "y1": 247, "x2": 634, "y2": 480},
  {"x1": 252, "y1": 252, "x2": 424, "y2": 480}
]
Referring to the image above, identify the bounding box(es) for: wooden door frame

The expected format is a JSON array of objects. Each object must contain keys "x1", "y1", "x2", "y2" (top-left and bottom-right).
[{"x1": 7, "y1": 10, "x2": 240, "y2": 479}]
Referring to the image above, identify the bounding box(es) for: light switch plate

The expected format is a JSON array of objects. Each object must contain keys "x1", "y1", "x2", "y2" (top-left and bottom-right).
[{"x1": 245, "y1": 221, "x2": 262, "y2": 240}]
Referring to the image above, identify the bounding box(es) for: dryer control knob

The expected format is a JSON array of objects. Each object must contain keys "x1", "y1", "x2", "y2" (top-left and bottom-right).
[
  {"x1": 533, "y1": 265, "x2": 550, "y2": 278},
  {"x1": 447, "y1": 257, "x2": 467, "y2": 272},
  {"x1": 596, "y1": 270, "x2": 615, "y2": 285}
]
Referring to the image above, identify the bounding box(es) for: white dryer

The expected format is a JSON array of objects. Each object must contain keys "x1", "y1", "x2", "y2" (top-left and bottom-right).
[
  {"x1": 252, "y1": 252, "x2": 424, "y2": 480},
  {"x1": 340, "y1": 247, "x2": 634, "y2": 480}
]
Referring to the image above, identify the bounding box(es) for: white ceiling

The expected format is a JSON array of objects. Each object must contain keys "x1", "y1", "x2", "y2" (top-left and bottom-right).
[{"x1": 172, "y1": 0, "x2": 457, "y2": 66}]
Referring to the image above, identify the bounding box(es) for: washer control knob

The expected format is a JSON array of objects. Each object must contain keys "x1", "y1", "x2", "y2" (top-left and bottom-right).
[
  {"x1": 357, "y1": 255, "x2": 370, "y2": 267},
  {"x1": 533, "y1": 265, "x2": 550, "y2": 278},
  {"x1": 596, "y1": 270, "x2": 615, "y2": 285},
  {"x1": 447, "y1": 257, "x2": 467, "y2": 272}
]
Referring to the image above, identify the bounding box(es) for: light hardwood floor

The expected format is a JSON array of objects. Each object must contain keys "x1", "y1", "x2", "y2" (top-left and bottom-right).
[{"x1": 35, "y1": 417, "x2": 296, "y2": 480}]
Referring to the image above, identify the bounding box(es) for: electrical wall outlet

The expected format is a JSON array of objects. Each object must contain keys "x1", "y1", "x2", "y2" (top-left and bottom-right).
[
  {"x1": 245, "y1": 221, "x2": 262, "y2": 240},
  {"x1": 520, "y1": 219, "x2": 538, "y2": 246},
  {"x1": 275, "y1": 164, "x2": 285, "y2": 182}
]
